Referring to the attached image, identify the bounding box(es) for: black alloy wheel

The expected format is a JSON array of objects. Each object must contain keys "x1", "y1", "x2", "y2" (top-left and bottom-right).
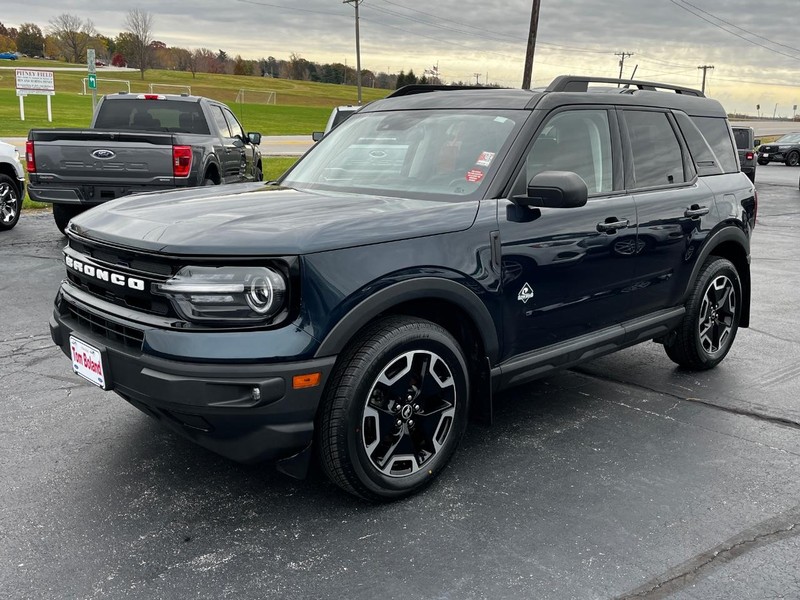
[
  {"x1": 0, "y1": 175, "x2": 21, "y2": 231},
  {"x1": 786, "y1": 151, "x2": 800, "y2": 166},
  {"x1": 319, "y1": 316, "x2": 469, "y2": 501},
  {"x1": 664, "y1": 257, "x2": 741, "y2": 370},
  {"x1": 757, "y1": 158, "x2": 769, "y2": 165}
]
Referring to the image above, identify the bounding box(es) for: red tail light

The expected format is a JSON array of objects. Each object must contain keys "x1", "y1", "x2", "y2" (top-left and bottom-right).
[
  {"x1": 143, "y1": 94, "x2": 163, "y2": 100},
  {"x1": 745, "y1": 151, "x2": 754, "y2": 160},
  {"x1": 172, "y1": 145, "x2": 192, "y2": 178},
  {"x1": 25, "y1": 140, "x2": 35, "y2": 173}
]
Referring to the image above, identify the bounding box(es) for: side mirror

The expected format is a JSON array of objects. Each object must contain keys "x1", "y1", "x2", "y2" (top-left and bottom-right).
[
  {"x1": 311, "y1": 131, "x2": 324, "y2": 142},
  {"x1": 247, "y1": 132, "x2": 262, "y2": 145},
  {"x1": 513, "y1": 171, "x2": 588, "y2": 209},
  {"x1": 754, "y1": 139, "x2": 761, "y2": 147}
]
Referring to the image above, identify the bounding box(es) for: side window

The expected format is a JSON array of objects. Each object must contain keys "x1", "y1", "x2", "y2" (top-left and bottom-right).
[
  {"x1": 517, "y1": 109, "x2": 614, "y2": 195},
  {"x1": 623, "y1": 110, "x2": 686, "y2": 188},
  {"x1": 211, "y1": 106, "x2": 231, "y2": 138},
  {"x1": 673, "y1": 111, "x2": 723, "y2": 177},
  {"x1": 691, "y1": 116, "x2": 739, "y2": 173},
  {"x1": 222, "y1": 108, "x2": 245, "y2": 139}
]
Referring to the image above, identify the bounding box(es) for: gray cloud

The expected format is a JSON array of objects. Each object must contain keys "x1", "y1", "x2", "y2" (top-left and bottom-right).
[{"x1": 6, "y1": 1, "x2": 800, "y2": 113}]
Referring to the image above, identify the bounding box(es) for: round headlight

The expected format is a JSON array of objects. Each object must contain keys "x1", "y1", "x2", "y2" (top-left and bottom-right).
[{"x1": 246, "y1": 276, "x2": 274, "y2": 314}]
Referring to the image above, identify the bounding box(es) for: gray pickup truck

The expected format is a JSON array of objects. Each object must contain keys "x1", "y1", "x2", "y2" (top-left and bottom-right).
[{"x1": 27, "y1": 93, "x2": 263, "y2": 233}]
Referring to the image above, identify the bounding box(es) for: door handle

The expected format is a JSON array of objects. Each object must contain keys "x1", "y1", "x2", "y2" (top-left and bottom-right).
[
  {"x1": 596, "y1": 218, "x2": 629, "y2": 232},
  {"x1": 684, "y1": 205, "x2": 709, "y2": 218}
]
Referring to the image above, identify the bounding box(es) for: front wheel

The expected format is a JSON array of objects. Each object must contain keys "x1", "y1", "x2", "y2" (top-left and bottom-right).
[
  {"x1": 664, "y1": 257, "x2": 742, "y2": 370},
  {"x1": 318, "y1": 316, "x2": 470, "y2": 501},
  {"x1": 757, "y1": 158, "x2": 769, "y2": 166}
]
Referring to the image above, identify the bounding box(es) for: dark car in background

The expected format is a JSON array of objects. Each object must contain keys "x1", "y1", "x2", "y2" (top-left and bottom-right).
[
  {"x1": 757, "y1": 131, "x2": 800, "y2": 166},
  {"x1": 27, "y1": 93, "x2": 263, "y2": 233},
  {"x1": 732, "y1": 125, "x2": 758, "y2": 182}
]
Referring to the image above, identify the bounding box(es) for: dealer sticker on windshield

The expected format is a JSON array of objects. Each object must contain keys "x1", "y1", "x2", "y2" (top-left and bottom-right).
[
  {"x1": 70, "y1": 336, "x2": 107, "y2": 389},
  {"x1": 475, "y1": 151, "x2": 495, "y2": 167}
]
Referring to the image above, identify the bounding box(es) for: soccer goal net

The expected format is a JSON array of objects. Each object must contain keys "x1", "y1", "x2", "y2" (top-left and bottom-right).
[
  {"x1": 81, "y1": 78, "x2": 131, "y2": 96},
  {"x1": 148, "y1": 83, "x2": 192, "y2": 95},
  {"x1": 235, "y1": 89, "x2": 277, "y2": 105}
]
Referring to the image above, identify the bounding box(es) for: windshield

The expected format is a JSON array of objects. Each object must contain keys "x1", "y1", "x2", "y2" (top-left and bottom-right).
[
  {"x1": 281, "y1": 109, "x2": 524, "y2": 200},
  {"x1": 775, "y1": 133, "x2": 800, "y2": 144}
]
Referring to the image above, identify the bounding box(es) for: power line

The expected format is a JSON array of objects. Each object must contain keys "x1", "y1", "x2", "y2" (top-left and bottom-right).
[
  {"x1": 679, "y1": 0, "x2": 800, "y2": 55},
  {"x1": 669, "y1": 0, "x2": 800, "y2": 62}
]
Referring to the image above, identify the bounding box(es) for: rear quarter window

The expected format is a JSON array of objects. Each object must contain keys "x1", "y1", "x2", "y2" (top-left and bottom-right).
[{"x1": 691, "y1": 116, "x2": 739, "y2": 173}]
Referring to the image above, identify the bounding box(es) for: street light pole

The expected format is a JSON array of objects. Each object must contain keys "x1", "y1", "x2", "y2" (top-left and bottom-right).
[{"x1": 344, "y1": 0, "x2": 363, "y2": 104}]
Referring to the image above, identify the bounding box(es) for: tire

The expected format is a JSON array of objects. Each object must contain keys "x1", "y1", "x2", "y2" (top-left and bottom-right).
[
  {"x1": 785, "y1": 151, "x2": 800, "y2": 166},
  {"x1": 757, "y1": 159, "x2": 769, "y2": 166},
  {"x1": 664, "y1": 257, "x2": 742, "y2": 370},
  {"x1": 254, "y1": 163, "x2": 263, "y2": 182},
  {"x1": 0, "y1": 174, "x2": 21, "y2": 231},
  {"x1": 53, "y1": 204, "x2": 84, "y2": 235},
  {"x1": 202, "y1": 178, "x2": 217, "y2": 186},
  {"x1": 318, "y1": 316, "x2": 470, "y2": 501}
]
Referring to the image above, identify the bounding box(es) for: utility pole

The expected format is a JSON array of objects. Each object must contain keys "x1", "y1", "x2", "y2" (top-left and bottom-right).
[
  {"x1": 615, "y1": 51, "x2": 634, "y2": 85},
  {"x1": 343, "y1": 0, "x2": 363, "y2": 104},
  {"x1": 697, "y1": 65, "x2": 714, "y2": 94},
  {"x1": 521, "y1": 0, "x2": 541, "y2": 90}
]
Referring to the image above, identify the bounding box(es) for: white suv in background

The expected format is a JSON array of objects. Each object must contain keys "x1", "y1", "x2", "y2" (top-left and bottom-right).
[{"x1": 0, "y1": 141, "x2": 24, "y2": 231}]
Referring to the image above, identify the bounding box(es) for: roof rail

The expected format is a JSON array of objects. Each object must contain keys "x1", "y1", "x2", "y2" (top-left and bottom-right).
[
  {"x1": 387, "y1": 84, "x2": 503, "y2": 98},
  {"x1": 546, "y1": 75, "x2": 704, "y2": 97}
]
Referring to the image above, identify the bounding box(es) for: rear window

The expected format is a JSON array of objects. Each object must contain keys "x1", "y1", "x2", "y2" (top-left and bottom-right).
[
  {"x1": 691, "y1": 117, "x2": 738, "y2": 173},
  {"x1": 732, "y1": 128, "x2": 752, "y2": 150},
  {"x1": 94, "y1": 99, "x2": 210, "y2": 134}
]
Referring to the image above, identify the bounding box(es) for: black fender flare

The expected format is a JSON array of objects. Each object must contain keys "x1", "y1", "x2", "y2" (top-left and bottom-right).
[
  {"x1": 314, "y1": 277, "x2": 500, "y2": 363},
  {"x1": 683, "y1": 225, "x2": 751, "y2": 325}
]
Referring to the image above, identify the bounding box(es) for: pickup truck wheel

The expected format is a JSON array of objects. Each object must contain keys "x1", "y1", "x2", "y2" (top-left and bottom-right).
[
  {"x1": 0, "y1": 175, "x2": 21, "y2": 231},
  {"x1": 785, "y1": 151, "x2": 800, "y2": 166},
  {"x1": 318, "y1": 316, "x2": 469, "y2": 501},
  {"x1": 53, "y1": 204, "x2": 84, "y2": 235},
  {"x1": 664, "y1": 257, "x2": 741, "y2": 370},
  {"x1": 203, "y1": 178, "x2": 216, "y2": 186},
  {"x1": 254, "y1": 163, "x2": 263, "y2": 182}
]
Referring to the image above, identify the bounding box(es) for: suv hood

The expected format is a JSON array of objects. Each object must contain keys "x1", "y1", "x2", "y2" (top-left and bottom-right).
[{"x1": 69, "y1": 184, "x2": 480, "y2": 255}]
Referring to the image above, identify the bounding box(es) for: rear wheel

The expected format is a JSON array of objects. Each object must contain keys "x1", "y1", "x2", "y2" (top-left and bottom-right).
[
  {"x1": 664, "y1": 257, "x2": 741, "y2": 370},
  {"x1": 0, "y1": 175, "x2": 21, "y2": 231},
  {"x1": 318, "y1": 316, "x2": 470, "y2": 501},
  {"x1": 53, "y1": 204, "x2": 84, "y2": 235},
  {"x1": 785, "y1": 151, "x2": 800, "y2": 166}
]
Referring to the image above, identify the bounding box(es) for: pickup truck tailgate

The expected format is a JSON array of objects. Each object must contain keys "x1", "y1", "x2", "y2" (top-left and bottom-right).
[{"x1": 29, "y1": 130, "x2": 177, "y2": 185}]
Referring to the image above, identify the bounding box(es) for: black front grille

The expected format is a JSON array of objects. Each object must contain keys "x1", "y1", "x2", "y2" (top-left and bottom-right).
[{"x1": 65, "y1": 302, "x2": 145, "y2": 350}]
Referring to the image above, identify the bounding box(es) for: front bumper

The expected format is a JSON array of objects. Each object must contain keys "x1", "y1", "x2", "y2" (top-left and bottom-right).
[{"x1": 50, "y1": 290, "x2": 336, "y2": 466}]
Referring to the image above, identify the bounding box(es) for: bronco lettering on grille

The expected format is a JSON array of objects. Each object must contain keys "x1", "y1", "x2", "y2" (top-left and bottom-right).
[{"x1": 66, "y1": 256, "x2": 146, "y2": 291}]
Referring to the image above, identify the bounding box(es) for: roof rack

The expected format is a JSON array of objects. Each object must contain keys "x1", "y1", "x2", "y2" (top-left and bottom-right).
[
  {"x1": 387, "y1": 84, "x2": 505, "y2": 98},
  {"x1": 546, "y1": 76, "x2": 704, "y2": 97}
]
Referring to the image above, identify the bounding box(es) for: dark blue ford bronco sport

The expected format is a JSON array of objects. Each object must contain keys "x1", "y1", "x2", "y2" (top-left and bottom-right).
[{"x1": 50, "y1": 76, "x2": 756, "y2": 501}]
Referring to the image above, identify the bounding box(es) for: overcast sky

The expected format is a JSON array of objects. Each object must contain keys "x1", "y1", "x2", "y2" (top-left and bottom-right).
[{"x1": 6, "y1": 0, "x2": 800, "y2": 115}]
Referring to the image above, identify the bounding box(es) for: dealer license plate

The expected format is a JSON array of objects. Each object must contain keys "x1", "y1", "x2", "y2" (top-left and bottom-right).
[
  {"x1": 70, "y1": 336, "x2": 108, "y2": 389},
  {"x1": 762, "y1": 153, "x2": 769, "y2": 158}
]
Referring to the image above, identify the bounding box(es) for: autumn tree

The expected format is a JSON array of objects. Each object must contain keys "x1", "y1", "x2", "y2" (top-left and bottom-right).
[
  {"x1": 124, "y1": 8, "x2": 154, "y2": 79},
  {"x1": 48, "y1": 13, "x2": 97, "y2": 63},
  {"x1": 16, "y1": 23, "x2": 44, "y2": 57},
  {"x1": 0, "y1": 35, "x2": 15, "y2": 53}
]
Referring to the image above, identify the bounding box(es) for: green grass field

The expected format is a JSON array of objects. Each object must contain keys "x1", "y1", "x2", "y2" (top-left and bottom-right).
[{"x1": 0, "y1": 58, "x2": 388, "y2": 137}]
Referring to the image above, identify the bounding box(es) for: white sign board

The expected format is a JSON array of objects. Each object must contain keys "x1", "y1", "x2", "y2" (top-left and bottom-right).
[
  {"x1": 15, "y1": 69, "x2": 55, "y2": 96},
  {"x1": 15, "y1": 69, "x2": 55, "y2": 122}
]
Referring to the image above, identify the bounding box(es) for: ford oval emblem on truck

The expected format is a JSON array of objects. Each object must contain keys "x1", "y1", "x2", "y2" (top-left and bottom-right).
[{"x1": 91, "y1": 149, "x2": 116, "y2": 160}]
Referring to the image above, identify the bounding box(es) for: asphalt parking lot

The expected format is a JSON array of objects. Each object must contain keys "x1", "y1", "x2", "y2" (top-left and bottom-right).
[{"x1": 1, "y1": 165, "x2": 798, "y2": 599}]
